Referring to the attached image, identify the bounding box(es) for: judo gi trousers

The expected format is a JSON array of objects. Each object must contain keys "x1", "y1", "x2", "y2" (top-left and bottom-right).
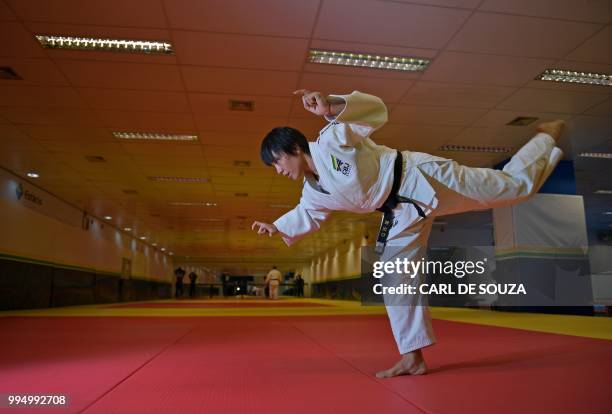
[
  {"x1": 383, "y1": 132, "x2": 562, "y2": 354},
  {"x1": 269, "y1": 281, "x2": 280, "y2": 300}
]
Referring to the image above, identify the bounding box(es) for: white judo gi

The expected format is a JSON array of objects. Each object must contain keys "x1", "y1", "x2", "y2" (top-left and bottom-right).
[{"x1": 273, "y1": 91, "x2": 563, "y2": 354}]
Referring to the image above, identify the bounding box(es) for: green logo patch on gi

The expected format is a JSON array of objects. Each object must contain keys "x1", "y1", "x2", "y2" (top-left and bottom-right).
[{"x1": 330, "y1": 154, "x2": 352, "y2": 176}]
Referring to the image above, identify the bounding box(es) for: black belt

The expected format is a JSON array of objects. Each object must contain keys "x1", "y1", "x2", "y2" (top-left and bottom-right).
[{"x1": 375, "y1": 151, "x2": 427, "y2": 255}]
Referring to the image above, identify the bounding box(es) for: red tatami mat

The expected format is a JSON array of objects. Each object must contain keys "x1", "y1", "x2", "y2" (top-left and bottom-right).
[
  {"x1": 1, "y1": 315, "x2": 610, "y2": 414},
  {"x1": 104, "y1": 301, "x2": 333, "y2": 309}
]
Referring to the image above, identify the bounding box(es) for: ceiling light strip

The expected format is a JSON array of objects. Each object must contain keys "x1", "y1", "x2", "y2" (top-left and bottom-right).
[
  {"x1": 439, "y1": 144, "x2": 512, "y2": 153},
  {"x1": 35, "y1": 35, "x2": 173, "y2": 55},
  {"x1": 148, "y1": 176, "x2": 210, "y2": 183},
  {"x1": 308, "y1": 49, "x2": 430, "y2": 72},
  {"x1": 536, "y1": 69, "x2": 612, "y2": 87},
  {"x1": 579, "y1": 152, "x2": 612, "y2": 159},
  {"x1": 113, "y1": 132, "x2": 198, "y2": 141}
]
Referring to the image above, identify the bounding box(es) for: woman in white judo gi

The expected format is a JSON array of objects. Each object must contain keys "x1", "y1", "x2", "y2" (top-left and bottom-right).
[{"x1": 252, "y1": 89, "x2": 564, "y2": 378}]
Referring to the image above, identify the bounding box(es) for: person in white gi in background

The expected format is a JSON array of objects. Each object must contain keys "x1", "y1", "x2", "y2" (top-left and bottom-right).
[
  {"x1": 252, "y1": 89, "x2": 565, "y2": 378},
  {"x1": 265, "y1": 266, "x2": 283, "y2": 300}
]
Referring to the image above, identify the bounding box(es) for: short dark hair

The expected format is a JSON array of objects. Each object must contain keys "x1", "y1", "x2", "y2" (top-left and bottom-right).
[{"x1": 260, "y1": 127, "x2": 310, "y2": 166}]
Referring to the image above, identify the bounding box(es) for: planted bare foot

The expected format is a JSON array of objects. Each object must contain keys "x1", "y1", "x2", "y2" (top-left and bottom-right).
[
  {"x1": 536, "y1": 119, "x2": 566, "y2": 142},
  {"x1": 375, "y1": 349, "x2": 427, "y2": 378}
]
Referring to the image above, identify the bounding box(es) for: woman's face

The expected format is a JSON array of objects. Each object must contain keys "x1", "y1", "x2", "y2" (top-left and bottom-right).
[{"x1": 271, "y1": 150, "x2": 305, "y2": 180}]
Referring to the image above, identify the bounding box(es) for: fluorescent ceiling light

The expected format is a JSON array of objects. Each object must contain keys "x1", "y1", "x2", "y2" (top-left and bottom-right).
[
  {"x1": 604, "y1": 212, "x2": 612, "y2": 215},
  {"x1": 148, "y1": 176, "x2": 210, "y2": 183},
  {"x1": 26, "y1": 171, "x2": 39, "y2": 178},
  {"x1": 308, "y1": 49, "x2": 430, "y2": 72},
  {"x1": 170, "y1": 202, "x2": 217, "y2": 206},
  {"x1": 595, "y1": 190, "x2": 612, "y2": 194},
  {"x1": 536, "y1": 69, "x2": 612, "y2": 87},
  {"x1": 35, "y1": 35, "x2": 173, "y2": 54},
  {"x1": 113, "y1": 132, "x2": 197, "y2": 141},
  {"x1": 439, "y1": 144, "x2": 512, "y2": 153},
  {"x1": 579, "y1": 152, "x2": 612, "y2": 159}
]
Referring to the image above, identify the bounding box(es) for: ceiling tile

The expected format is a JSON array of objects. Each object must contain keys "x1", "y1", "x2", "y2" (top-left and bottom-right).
[
  {"x1": 0, "y1": 107, "x2": 103, "y2": 126},
  {"x1": 0, "y1": 22, "x2": 46, "y2": 58},
  {"x1": 95, "y1": 110, "x2": 195, "y2": 130},
  {"x1": 79, "y1": 88, "x2": 191, "y2": 112},
  {"x1": 189, "y1": 94, "x2": 292, "y2": 118},
  {"x1": 17, "y1": 125, "x2": 112, "y2": 142},
  {"x1": 0, "y1": 85, "x2": 84, "y2": 108},
  {"x1": 164, "y1": 0, "x2": 319, "y2": 37},
  {"x1": 314, "y1": 0, "x2": 470, "y2": 49},
  {"x1": 478, "y1": 0, "x2": 612, "y2": 24},
  {"x1": 181, "y1": 66, "x2": 299, "y2": 95},
  {"x1": 55, "y1": 60, "x2": 184, "y2": 91},
  {"x1": 422, "y1": 51, "x2": 555, "y2": 86},
  {"x1": 0, "y1": 57, "x2": 69, "y2": 85},
  {"x1": 583, "y1": 96, "x2": 612, "y2": 117},
  {"x1": 565, "y1": 25, "x2": 612, "y2": 65},
  {"x1": 447, "y1": 12, "x2": 601, "y2": 59},
  {"x1": 401, "y1": 81, "x2": 516, "y2": 109},
  {"x1": 7, "y1": 0, "x2": 167, "y2": 28},
  {"x1": 172, "y1": 31, "x2": 309, "y2": 70},
  {"x1": 195, "y1": 115, "x2": 287, "y2": 134},
  {"x1": 496, "y1": 88, "x2": 609, "y2": 114},
  {"x1": 390, "y1": 104, "x2": 488, "y2": 126}
]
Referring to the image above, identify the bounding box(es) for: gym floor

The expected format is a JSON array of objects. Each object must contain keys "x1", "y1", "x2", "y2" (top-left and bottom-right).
[{"x1": 1, "y1": 298, "x2": 611, "y2": 414}]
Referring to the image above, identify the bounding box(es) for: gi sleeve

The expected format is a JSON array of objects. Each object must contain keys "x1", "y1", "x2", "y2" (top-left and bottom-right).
[
  {"x1": 324, "y1": 90, "x2": 388, "y2": 144},
  {"x1": 273, "y1": 194, "x2": 332, "y2": 246}
]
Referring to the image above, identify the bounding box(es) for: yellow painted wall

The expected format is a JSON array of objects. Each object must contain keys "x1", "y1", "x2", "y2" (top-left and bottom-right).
[{"x1": 0, "y1": 169, "x2": 173, "y2": 282}]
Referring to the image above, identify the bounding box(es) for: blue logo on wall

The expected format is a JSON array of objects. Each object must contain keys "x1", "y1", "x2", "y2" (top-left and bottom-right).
[{"x1": 16, "y1": 183, "x2": 24, "y2": 200}]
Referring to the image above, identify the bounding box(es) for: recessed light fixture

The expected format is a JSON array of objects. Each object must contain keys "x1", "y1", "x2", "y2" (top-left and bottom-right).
[
  {"x1": 439, "y1": 144, "x2": 512, "y2": 153},
  {"x1": 148, "y1": 176, "x2": 210, "y2": 183},
  {"x1": 103, "y1": 215, "x2": 112, "y2": 220},
  {"x1": 113, "y1": 132, "x2": 198, "y2": 141},
  {"x1": 579, "y1": 152, "x2": 612, "y2": 159},
  {"x1": 507, "y1": 117, "x2": 538, "y2": 126},
  {"x1": 595, "y1": 190, "x2": 612, "y2": 194},
  {"x1": 85, "y1": 155, "x2": 106, "y2": 163},
  {"x1": 233, "y1": 160, "x2": 251, "y2": 167},
  {"x1": 308, "y1": 49, "x2": 430, "y2": 72},
  {"x1": 536, "y1": 69, "x2": 612, "y2": 87},
  {"x1": 35, "y1": 35, "x2": 173, "y2": 55},
  {"x1": 0, "y1": 66, "x2": 23, "y2": 80},
  {"x1": 123, "y1": 227, "x2": 132, "y2": 232},
  {"x1": 139, "y1": 236, "x2": 147, "y2": 240},
  {"x1": 229, "y1": 100, "x2": 254, "y2": 112},
  {"x1": 161, "y1": 247, "x2": 166, "y2": 252},
  {"x1": 26, "y1": 171, "x2": 39, "y2": 178}
]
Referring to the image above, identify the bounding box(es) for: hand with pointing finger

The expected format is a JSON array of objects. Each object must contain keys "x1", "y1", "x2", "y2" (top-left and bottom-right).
[{"x1": 251, "y1": 221, "x2": 278, "y2": 237}]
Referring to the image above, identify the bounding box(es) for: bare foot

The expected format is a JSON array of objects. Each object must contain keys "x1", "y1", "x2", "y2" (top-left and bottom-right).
[
  {"x1": 536, "y1": 119, "x2": 566, "y2": 142},
  {"x1": 375, "y1": 349, "x2": 427, "y2": 378}
]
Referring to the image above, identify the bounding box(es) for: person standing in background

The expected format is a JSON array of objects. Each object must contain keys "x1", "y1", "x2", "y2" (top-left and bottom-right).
[
  {"x1": 265, "y1": 266, "x2": 283, "y2": 300},
  {"x1": 295, "y1": 274, "x2": 305, "y2": 297},
  {"x1": 188, "y1": 271, "x2": 198, "y2": 298},
  {"x1": 174, "y1": 267, "x2": 186, "y2": 299}
]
